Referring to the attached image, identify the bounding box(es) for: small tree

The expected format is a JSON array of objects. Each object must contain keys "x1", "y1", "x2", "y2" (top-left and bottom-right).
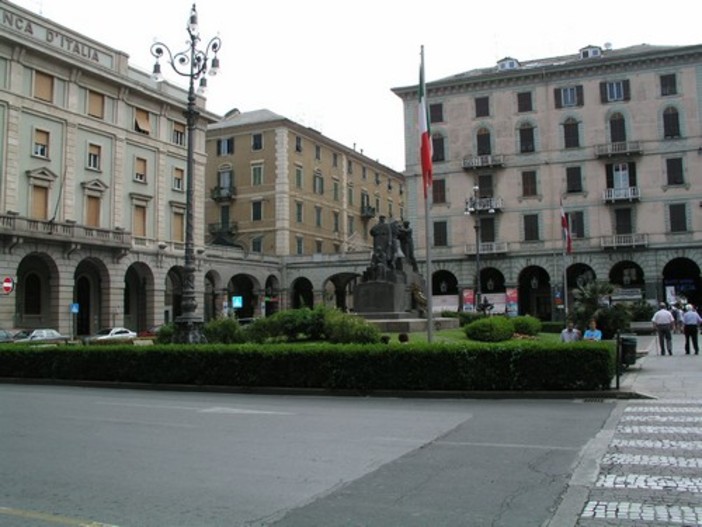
[{"x1": 572, "y1": 281, "x2": 631, "y2": 339}]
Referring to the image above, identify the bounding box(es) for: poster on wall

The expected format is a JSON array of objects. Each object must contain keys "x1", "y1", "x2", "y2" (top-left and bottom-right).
[
  {"x1": 505, "y1": 288, "x2": 518, "y2": 317},
  {"x1": 462, "y1": 288, "x2": 475, "y2": 312}
]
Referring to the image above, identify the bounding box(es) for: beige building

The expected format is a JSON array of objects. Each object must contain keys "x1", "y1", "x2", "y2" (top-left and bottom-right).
[
  {"x1": 394, "y1": 43, "x2": 702, "y2": 318},
  {"x1": 205, "y1": 109, "x2": 405, "y2": 257}
]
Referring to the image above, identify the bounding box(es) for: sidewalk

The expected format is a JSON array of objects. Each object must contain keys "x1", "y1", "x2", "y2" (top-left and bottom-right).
[{"x1": 619, "y1": 332, "x2": 702, "y2": 399}]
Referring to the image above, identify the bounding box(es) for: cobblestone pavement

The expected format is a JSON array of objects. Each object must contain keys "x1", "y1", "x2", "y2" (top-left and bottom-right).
[{"x1": 574, "y1": 334, "x2": 702, "y2": 527}]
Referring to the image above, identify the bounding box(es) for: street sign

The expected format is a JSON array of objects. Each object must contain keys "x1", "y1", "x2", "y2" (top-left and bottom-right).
[{"x1": 2, "y1": 277, "x2": 14, "y2": 294}]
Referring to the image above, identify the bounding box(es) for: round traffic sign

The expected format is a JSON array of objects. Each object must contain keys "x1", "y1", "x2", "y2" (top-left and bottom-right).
[{"x1": 2, "y1": 277, "x2": 14, "y2": 294}]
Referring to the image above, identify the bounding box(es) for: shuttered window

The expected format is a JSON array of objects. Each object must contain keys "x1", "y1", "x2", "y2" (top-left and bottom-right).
[
  {"x1": 34, "y1": 71, "x2": 54, "y2": 102},
  {"x1": 88, "y1": 91, "x2": 104, "y2": 118},
  {"x1": 31, "y1": 186, "x2": 49, "y2": 220},
  {"x1": 86, "y1": 196, "x2": 100, "y2": 227},
  {"x1": 134, "y1": 108, "x2": 151, "y2": 135},
  {"x1": 135, "y1": 158, "x2": 147, "y2": 182},
  {"x1": 33, "y1": 129, "x2": 49, "y2": 158},
  {"x1": 173, "y1": 211, "x2": 185, "y2": 242},
  {"x1": 133, "y1": 205, "x2": 146, "y2": 237}
]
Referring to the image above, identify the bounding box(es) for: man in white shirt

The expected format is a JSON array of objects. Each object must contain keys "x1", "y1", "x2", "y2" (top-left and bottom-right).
[{"x1": 651, "y1": 303, "x2": 675, "y2": 355}]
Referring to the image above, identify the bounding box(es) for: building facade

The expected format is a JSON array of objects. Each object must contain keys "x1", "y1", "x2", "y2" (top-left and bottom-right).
[{"x1": 394, "y1": 43, "x2": 702, "y2": 318}]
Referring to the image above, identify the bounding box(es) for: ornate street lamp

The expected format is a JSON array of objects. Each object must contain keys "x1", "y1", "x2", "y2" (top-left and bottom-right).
[
  {"x1": 465, "y1": 185, "x2": 495, "y2": 313},
  {"x1": 151, "y1": 4, "x2": 221, "y2": 343}
]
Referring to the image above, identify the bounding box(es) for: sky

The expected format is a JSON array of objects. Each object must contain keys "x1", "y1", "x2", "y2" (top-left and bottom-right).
[{"x1": 9, "y1": 0, "x2": 702, "y2": 172}]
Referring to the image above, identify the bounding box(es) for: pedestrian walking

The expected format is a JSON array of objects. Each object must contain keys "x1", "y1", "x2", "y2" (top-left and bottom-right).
[
  {"x1": 682, "y1": 304, "x2": 702, "y2": 355},
  {"x1": 652, "y1": 302, "x2": 675, "y2": 355}
]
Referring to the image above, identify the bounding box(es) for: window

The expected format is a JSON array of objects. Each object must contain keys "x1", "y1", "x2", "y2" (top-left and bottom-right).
[
  {"x1": 333, "y1": 180, "x2": 340, "y2": 201},
  {"x1": 295, "y1": 201, "x2": 303, "y2": 223},
  {"x1": 478, "y1": 174, "x2": 494, "y2": 197},
  {"x1": 135, "y1": 157, "x2": 147, "y2": 182},
  {"x1": 347, "y1": 185, "x2": 354, "y2": 206},
  {"x1": 347, "y1": 160, "x2": 353, "y2": 175},
  {"x1": 252, "y1": 200, "x2": 262, "y2": 221},
  {"x1": 313, "y1": 172, "x2": 324, "y2": 195},
  {"x1": 666, "y1": 158, "x2": 684, "y2": 186},
  {"x1": 521, "y1": 171, "x2": 537, "y2": 197},
  {"x1": 315, "y1": 240, "x2": 323, "y2": 254},
  {"x1": 33, "y1": 129, "x2": 49, "y2": 158},
  {"x1": 519, "y1": 124, "x2": 535, "y2": 153},
  {"x1": 480, "y1": 216, "x2": 495, "y2": 243},
  {"x1": 563, "y1": 118, "x2": 580, "y2": 148},
  {"x1": 173, "y1": 167, "x2": 184, "y2": 191},
  {"x1": 251, "y1": 237, "x2": 263, "y2": 253},
  {"x1": 295, "y1": 167, "x2": 303, "y2": 188},
  {"x1": 660, "y1": 74, "x2": 677, "y2": 96},
  {"x1": 34, "y1": 71, "x2": 54, "y2": 102},
  {"x1": 615, "y1": 208, "x2": 632, "y2": 235},
  {"x1": 315, "y1": 206, "x2": 322, "y2": 227},
  {"x1": 315, "y1": 145, "x2": 321, "y2": 160},
  {"x1": 295, "y1": 135, "x2": 302, "y2": 153},
  {"x1": 134, "y1": 108, "x2": 150, "y2": 135},
  {"x1": 517, "y1": 92, "x2": 532, "y2": 112},
  {"x1": 87, "y1": 144, "x2": 101, "y2": 170},
  {"x1": 566, "y1": 211, "x2": 585, "y2": 239},
  {"x1": 669, "y1": 203, "x2": 687, "y2": 233},
  {"x1": 88, "y1": 90, "x2": 104, "y2": 119},
  {"x1": 429, "y1": 103, "x2": 443, "y2": 123},
  {"x1": 217, "y1": 137, "x2": 234, "y2": 156},
  {"x1": 477, "y1": 128, "x2": 491, "y2": 156},
  {"x1": 252, "y1": 133, "x2": 263, "y2": 150},
  {"x1": 172, "y1": 210, "x2": 185, "y2": 242},
  {"x1": 475, "y1": 96, "x2": 489, "y2": 117},
  {"x1": 433, "y1": 221, "x2": 448, "y2": 247},
  {"x1": 432, "y1": 134, "x2": 445, "y2": 162},
  {"x1": 524, "y1": 214, "x2": 539, "y2": 241},
  {"x1": 663, "y1": 107, "x2": 680, "y2": 138},
  {"x1": 86, "y1": 195, "x2": 100, "y2": 228},
  {"x1": 172, "y1": 122, "x2": 185, "y2": 145},
  {"x1": 555, "y1": 86, "x2": 584, "y2": 108},
  {"x1": 133, "y1": 204, "x2": 147, "y2": 237},
  {"x1": 252, "y1": 164, "x2": 263, "y2": 186},
  {"x1": 600, "y1": 80, "x2": 630, "y2": 103},
  {"x1": 566, "y1": 167, "x2": 583, "y2": 193},
  {"x1": 296, "y1": 236, "x2": 304, "y2": 255},
  {"x1": 609, "y1": 113, "x2": 626, "y2": 143},
  {"x1": 606, "y1": 162, "x2": 637, "y2": 196},
  {"x1": 432, "y1": 179, "x2": 446, "y2": 204},
  {"x1": 347, "y1": 215, "x2": 355, "y2": 235},
  {"x1": 388, "y1": 202, "x2": 393, "y2": 218},
  {"x1": 31, "y1": 185, "x2": 48, "y2": 220},
  {"x1": 373, "y1": 171, "x2": 378, "y2": 184},
  {"x1": 333, "y1": 153, "x2": 339, "y2": 167}
]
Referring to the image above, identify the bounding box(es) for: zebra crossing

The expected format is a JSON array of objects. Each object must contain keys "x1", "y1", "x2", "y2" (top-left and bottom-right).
[{"x1": 578, "y1": 400, "x2": 702, "y2": 526}]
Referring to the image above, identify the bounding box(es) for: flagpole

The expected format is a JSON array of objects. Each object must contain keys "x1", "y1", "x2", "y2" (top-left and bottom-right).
[
  {"x1": 560, "y1": 198, "x2": 571, "y2": 319},
  {"x1": 419, "y1": 45, "x2": 434, "y2": 342}
]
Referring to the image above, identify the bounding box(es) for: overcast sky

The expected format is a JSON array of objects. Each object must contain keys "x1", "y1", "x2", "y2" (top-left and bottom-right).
[{"x1": 10, "y1": 0, "x2": 702, "y2": 171}]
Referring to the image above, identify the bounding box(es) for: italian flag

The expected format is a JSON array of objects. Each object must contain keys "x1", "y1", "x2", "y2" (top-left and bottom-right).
[
  {"x1": 418, "y1": 46, "x2": 432, "y2": 200},
  {"x1": 561, "y1": 198, "x2": 572, "y2": 255}
]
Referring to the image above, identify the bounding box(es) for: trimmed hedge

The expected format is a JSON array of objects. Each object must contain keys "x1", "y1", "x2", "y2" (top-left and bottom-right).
[{"x1": 0, "y1": 340, "x2": 615, "y2": 392}]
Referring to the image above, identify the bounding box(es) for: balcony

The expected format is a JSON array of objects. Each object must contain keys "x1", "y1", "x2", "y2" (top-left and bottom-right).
[
  {"x1": 602, "y1": 187, "x2": 640, "y2": 203},
  {"x1": 601, "y1": 234, "x2": 648, "y2": 249},
  {"x1": 595, "y1": 141, "x2": 642, "y2": 157},
  {"x1": 462, "y1": 154, "x2": 505, "y2": 170},
  {"x1": 208, "y1": 222, "x2": 238, "y2": 236},
  {"x1": 0, "y1": 214, "x2": 131, "y2": 250},
  {"x1": 360, "y1": 206, "x2": 376, "y2": 219},
  {"x1": 211, "y1": 186, "x2": 237, "y2": 202},
  {"x1": 470, "y1": 196, "x2": 504, "y2": 213},
  {"x1": 465, "y1": 241, "x2": 508, "y2": 255}
]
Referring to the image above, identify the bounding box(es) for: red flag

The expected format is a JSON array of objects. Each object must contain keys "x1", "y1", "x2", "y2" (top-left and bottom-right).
[
  {"x1": 560, "y1": 199, "x2": 572, "y2": 254},
  {"x1": 418, "y1": 46, "x2": 432, "y2": 200}
]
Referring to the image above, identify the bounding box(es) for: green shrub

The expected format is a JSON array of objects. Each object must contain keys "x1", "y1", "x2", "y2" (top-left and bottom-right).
[
  {"x1": 323, "y1": 309, "x2": 381, "y2": 344},
  {"x1": 457, "y1": 311, "x2": 484, "y2": 327},
  {"x1": 203, "y1": 317, "x2": 245, "y2": 344},
  {"x1": 440, "y1": 310, "x2": 459, "y2": 319},
  {"x1": 465, "y1": 317, "x2": 514, "y2": 342},
  {"x1": 155, "y1": 323, "x2": 175, "y2": 344},
  {"x1": 541, "y1": 322, "x2": 564, "y2": 334},
  {"x1": 629, "y1": 300, "x2": 655, "y2": 322},
  {"x1": 512, "y1": 315, "x2": 542, "y2": 336}
]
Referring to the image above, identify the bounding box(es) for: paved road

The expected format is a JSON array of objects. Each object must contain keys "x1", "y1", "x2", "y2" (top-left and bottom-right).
[{"x1": 0, "y1": 385, "x2": 614, "y2": 527}]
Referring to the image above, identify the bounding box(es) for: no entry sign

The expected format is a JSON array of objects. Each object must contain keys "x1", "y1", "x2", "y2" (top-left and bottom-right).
[{"x1": 2, "y1": 277, "x2": 14, "y2": 294}]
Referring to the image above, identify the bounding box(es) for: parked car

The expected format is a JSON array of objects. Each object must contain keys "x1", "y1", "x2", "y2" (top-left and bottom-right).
[
  {"x1": 13, "y1": 328, "x2": 70, "y2": 344},
  {"x1": 0, "y1": 329, "x2": 14, "y2": 342},
  {"x1": 84, "y1": 327, "x2": 137, "y2": 343}
]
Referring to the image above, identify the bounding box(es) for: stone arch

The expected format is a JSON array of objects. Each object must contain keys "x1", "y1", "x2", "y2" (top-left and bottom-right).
[
  {"x1": 291, "y1": 277, "x2": 314, "y2": 309},
  {"x1": 322, "y1": 272, "x2": 360, "y2": 312},
  {"x1": 15, "y1": 252, "x2": 61, "y2": 331},
  {"x1": 264, "y1": 274, "x2": 281, "y2": 316},
  {"x1": 73, "y1": 257, "x2": 111, "y2": 336},
  {"x1": 518, "y1": 265, "x2": 552, "y2": 320},
  {"x1": 204, "y1": 269, "x2": 222, "y2": 322},
  {"x1": 227, "y1": 273, "x2": 260, "y2": 320},
  {"x1": 124, "y1": 262, "x2": 155, "y2": 333},
  {"x1": 662, "y1": 257, "x2": 701, "y2": 306}
]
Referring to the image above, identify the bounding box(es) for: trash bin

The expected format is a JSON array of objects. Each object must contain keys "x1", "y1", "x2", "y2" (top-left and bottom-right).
[{"x1": 621, "y1": 336, "x2": 637, "y2": 365}]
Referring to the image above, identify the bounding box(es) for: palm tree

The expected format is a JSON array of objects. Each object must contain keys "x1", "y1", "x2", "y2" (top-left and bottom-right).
[{"x1": 572, "y1": 281, "x2": 630, "y2": 339}]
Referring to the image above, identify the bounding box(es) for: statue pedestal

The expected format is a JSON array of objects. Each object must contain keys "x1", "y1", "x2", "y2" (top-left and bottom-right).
[{"x1": 354, "y1": 281, "x2": 408, "y2": 314}]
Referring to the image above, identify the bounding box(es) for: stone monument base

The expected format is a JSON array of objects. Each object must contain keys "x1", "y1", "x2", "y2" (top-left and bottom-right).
[{"x1": 363, "y1": 317, "x2": 460, "y2": 333}]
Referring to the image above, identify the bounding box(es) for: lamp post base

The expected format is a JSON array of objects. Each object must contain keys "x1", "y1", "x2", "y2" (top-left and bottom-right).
[{"x1": 172, "y1": 316, "x2": 207, "y2": 344}]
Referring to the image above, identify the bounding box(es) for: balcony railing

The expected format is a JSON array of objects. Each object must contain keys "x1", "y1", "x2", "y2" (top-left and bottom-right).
[
  {"x1": 210, "y1": 186, "x2": 237, "y2": 202},
  {"x1": 465, "y1": 241, "x2": 508, "y2": 255},
  {"x1": 0, "y1": 214, "x2": 131, "y2": 248},
  {"x1": 595, "y1": 141, "x2": 642, "y2": 157},
  {"x1": 360, "y1": 206, "x2": 376, "y2": 219},
  {"x1": 208, "y1": 222, "x2": 238, "y2": 236},
  {"x1": 601, "y1": 234, "x2": 648, "y2": 248},
  {"x1": 462, "y1": 154, "x2": 505, "y2": 170},
  {"x1": 602, "y1": 187, "x2": 640, "y2": 202},
  {"x1": 468, "y1": 196, "x2": 504, "y2": 212}
]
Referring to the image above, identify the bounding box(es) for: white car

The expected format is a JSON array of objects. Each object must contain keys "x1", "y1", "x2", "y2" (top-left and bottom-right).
[
  {"x1": 87, "y1": 327, "x2": 137, "y2": 343},
  {"x1": 14, "y1": 328, "x2": 69, "y2": 344}
]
